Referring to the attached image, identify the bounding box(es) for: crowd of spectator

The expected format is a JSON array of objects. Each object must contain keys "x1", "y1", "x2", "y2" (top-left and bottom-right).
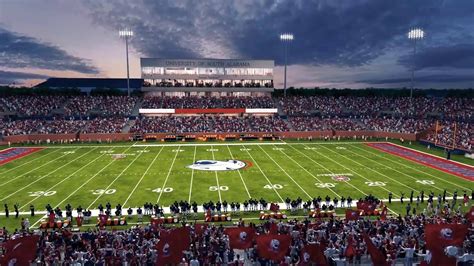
[
  {"x1": 0, "y1": 118, "x2": 128, "y2": 136},
  {"x1": 0, "y1": 96, "x2": 138, "y2": 117},
  {"x1": 2, "y1": 197, "x2": 473, "y2": 265},
  {"x1": 1, "y1": 95, "x2": 472, "y2": 151},
  {"x1": 142, "y1": 96, "x2": 275, "y2": 109},
  {"x1": 0, "y1": 96, "x2": 66, "y2": 116},
  {"x1": 279, "y1": 96, "x2": 473, "y2": 120},
  {"x1": 426, "y1": 122, "x2": 473, "y2": 151},
  {"x1": 131, "y1": 116, "x2": 289, "y2": 134}
]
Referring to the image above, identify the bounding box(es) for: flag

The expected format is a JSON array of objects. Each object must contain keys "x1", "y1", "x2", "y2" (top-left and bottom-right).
[
  {"x1": 380, "y1": 206, "x2": 388, "y2": 221},
  {"x1": 99, "y1": 214, "x2": 108, "y2": 227},
  {"x1": 269, "y1": 222, "x2": 278, "y2": 234},
  {"x1": 2, "y1": 235, "x2": 40, "y2": 265},
  {"x1": 299, "y1": 243, "x2": 327, "y2": 266},
  {"x1": 270, "y1": 203, "x2": 280, "y2": 212},
  {"x1": 345, "y1": 209, "x2": 359, "y2": 221},
  {"x1": 363, "y1": 233, "x2": 388, "y2": 266},
  {"x1": 465, "y1": 206, "x2": 474, "y2": 222},
  {"x1": 194, "y1": 223, "x2": 207, "y2": 236},
  {"x1": 156, "y1": 227, "x2": 190, "y2": 265},
  {"x1": 425, "y1": 224, "x2": 469, "y2": 266},
  {"x1": 224, "y1": 227, "x2": 256, "y2": 249},
  {"x1": 256, "y1": 234, "x2": 291, "y2": 262},
  {"x1": 345, "y1": 235, "x2": 356, "y2": 260}
]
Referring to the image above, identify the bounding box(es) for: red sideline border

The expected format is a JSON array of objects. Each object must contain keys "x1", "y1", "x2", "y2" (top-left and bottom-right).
[
  {"x1": 0, "y1": 147, "x2": 44, "y2": 166},
  {"x1": 366, "y1": 142, "x2": 474, "y2": 182}
]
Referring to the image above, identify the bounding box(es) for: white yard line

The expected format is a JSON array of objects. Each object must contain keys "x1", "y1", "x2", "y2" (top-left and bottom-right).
[
  {"x1": 313, "y1": 144, "x2": 407, "y2": 196},
  {"x1": 0, "y1": 148, "x2": 61, "y2": 175},
  {"x1": 87, "y1": 147, "x2": 147, "y2": 209},
  {"x1": 257, "y1": 145, "x2": 313, "y2": 200},
  {"x1": 278, "y1": 147, "x2": 341, "y2": 198},
  {"x1": 0, "y1": 148, "x2": 72, "y2": 186},
  {"x1": 30, "y1": 146, "x2": 133, "y2": 229},
  {"x1": 350, "y1": 144, "x2": 459, "y2": 193},
  {"x1": 20, "y1": 148, "x2": 102, "y2": 209},
  {"x1": 291, "y1": 144, "x2": 370, "y2": 197},
  {"x1": 226, "y1": 145, "x2": 251, "y2": 198},
  {"x1": 0, "y1": 147, "x2": 90, "y2": 201},
  {"x1": 123, "y1": 146, "x2": 165, "y2": 207},
  {"x1": 210, "y1": 145, "x2": 223, "y2": 202},
  {"x1": 188, "y1": 146, "x2": 197, "y2": 202},
  {"x1": 358, "y1": 144, "x2": 471, "y2": 191},
  {"x1": 242, "y1": 145, "x2": 284, "y2": 202},
  {"x1": 156, "y1": 146, "x2": 180, "y2": 203}
]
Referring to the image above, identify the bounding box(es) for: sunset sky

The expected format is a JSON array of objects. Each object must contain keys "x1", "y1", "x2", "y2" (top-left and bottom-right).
[{"x1": 1, "y1": 0, "x2": 473, "y2": 88}]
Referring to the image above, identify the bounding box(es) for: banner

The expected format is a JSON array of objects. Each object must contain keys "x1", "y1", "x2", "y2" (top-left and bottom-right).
[
  {"x1": 345, "y1": 209, "x2": 360, "y2": 221},
  {"x1": 425, "y1": 224, "x2": 469, "y2": 266},
  {"x1": 2, "y1": 236, "x2": 40, "y2": 265},
  {"x1": 363, "y1": 233, "x2": 388, "y2": 266},
  {"x1": 256, "y1": 234, "x2": 291, "y2": 262},
  {"x1": 224, "y1": 227, "x2": 256, "y2": 249},
  {"x1": 299, "y1": 243, "x2": 327, "y2": 265},
  {"x1": 156, "y1": 227, "x2": 191, "y2": 265}
]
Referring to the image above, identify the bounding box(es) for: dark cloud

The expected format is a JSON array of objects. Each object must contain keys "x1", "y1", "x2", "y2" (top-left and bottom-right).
[
  {"x1": 359, "y1": 74, "x2": 474, "y2": 85},
  {"x1": 0, "y1": 27, "x2": 99, "y2": 74},
  {"x1": 398, "y1": 44, "x2": 474, "y2": 70},
  {"x1": 83, "y1": 0, "x2": 473, "y2": 68},
  {"x1": 0, "y1": 70, "x2": 49, "y2": 85}
]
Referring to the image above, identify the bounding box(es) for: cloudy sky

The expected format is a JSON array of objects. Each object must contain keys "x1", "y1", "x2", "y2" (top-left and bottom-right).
[{"x1": 0, "y1": 0, "x2": 473, "y2": 88}]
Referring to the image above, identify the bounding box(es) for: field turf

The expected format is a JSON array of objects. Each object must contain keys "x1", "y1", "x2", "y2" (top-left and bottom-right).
[{"x1": 0, "y1": 140, "x2": 472, "y2": 230}]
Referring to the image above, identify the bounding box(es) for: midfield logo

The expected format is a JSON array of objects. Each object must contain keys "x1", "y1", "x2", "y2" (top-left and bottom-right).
[{"x1": 187, "y1": 160, "x2": 246, "y2": 171}]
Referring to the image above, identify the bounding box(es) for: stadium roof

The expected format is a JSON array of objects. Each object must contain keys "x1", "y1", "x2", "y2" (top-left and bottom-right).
[{"x1": 35, "y1": 78, "x2": 143, "y2": 89}]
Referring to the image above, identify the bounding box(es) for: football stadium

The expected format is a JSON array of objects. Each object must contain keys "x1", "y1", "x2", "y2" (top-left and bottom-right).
[{"x1": 0, "y1": 1, "x2": 473, "y2": 265}]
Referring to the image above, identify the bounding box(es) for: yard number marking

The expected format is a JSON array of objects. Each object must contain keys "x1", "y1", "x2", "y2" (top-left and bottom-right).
[
  {"x1": 264, "y1": 184, "x2": 283, "y2": 189},
  {"x1": 28, "y1": 191, "x2": 56, "y2": 197},
  {"x1": 315, "y1": 183, "x2": 336, "y2": 188},
  {"x1": 209, "y1": 186, "x2": 228, "y2": 191},
  {"x1": 365, "y1": 181, "x2": 386, "y2": 187}
]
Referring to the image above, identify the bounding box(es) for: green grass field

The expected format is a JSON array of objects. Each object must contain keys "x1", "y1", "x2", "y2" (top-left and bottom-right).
[{"x1": 0, "y1": 140, "x2": 472, "y2": 230}]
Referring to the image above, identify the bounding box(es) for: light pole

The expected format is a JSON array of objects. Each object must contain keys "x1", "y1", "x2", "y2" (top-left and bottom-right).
[
  {"x1": 407, "y1": 28, "x2": 424, "y2": 100},
  {"x1": 119, "y1": 29, "x2": 134, "y2": 96},
  {"x1": 280, "y1": 33, "x2": 293, "y2": 97}
]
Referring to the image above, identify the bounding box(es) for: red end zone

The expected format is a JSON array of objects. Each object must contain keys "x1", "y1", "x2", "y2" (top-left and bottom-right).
[
  {"x1": 0, "y1": 147, "x2": 44, "y2": 166},
  {"x1": 366, "y1": 142, "x2": 474, "y2": 181}
]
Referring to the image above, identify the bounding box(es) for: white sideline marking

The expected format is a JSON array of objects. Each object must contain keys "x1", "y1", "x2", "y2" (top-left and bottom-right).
[
  {"x1": 0, "y1": 148, "x2": 60, "y2": 176},
  {"x1": 188, "y1": 146, "x2": 197, "y2": 202},
  {"x1": 210, "y1": 145, "x2": 223, "y2": 202},
  {"x1": 226, "y1": 145, "x2": 251, "y2": 198},
  {"x1": 387, "y1": 142, "x2": 474, "y2": 168},
  {"x1": 156, "y1": 146, "x2": 180, "y2": 203},
  {"x1": 258, "y1": 145, "x2": 313, "y2": 200},
  {"x1": 242, "y1": 145, "x2": 284, "y2": 202},
  {"x1": 14, "y1": 197, "x2": 421, "y2": 218},
  {"x1": 20, "y1": 148, "x2": 104, "y2": 209},
  {"x1": 277, "y1": 147, "x2": 341, "y2": 198},
  {"x1": 87, "y1": 147, "x2": 148, "y2": 209},
  {"x1": 123, "y1": 146, "x2": 165, "y2": 206},
  {"x1": 0, "y1": 148, "x2": 91, "y2": 201},
  {"x1": 350, "y1": 144, "x2": 460, "y2": 193},
  {"x1": 312, "y1": 144, "x2": 405, "y2": 196},
  {"x1": 133, "y1": 142, "x2": 287, "y2": 147}
]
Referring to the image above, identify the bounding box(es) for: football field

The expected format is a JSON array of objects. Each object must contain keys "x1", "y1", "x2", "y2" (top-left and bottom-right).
[{"x1": 0, "y1": 141, "x2": 473, "y2": 227}]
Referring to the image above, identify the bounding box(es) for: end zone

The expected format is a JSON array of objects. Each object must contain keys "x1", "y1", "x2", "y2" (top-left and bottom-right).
[{"x1": 0, "y1": 147, "x2": 44, "y2": 166}]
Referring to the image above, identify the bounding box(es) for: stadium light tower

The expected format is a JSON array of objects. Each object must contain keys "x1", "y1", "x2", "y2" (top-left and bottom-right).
[
  {"x1": 119, "y1": 29, "x2": 134, "y2": 96},
  {"x1": 280, "y1": 33, "x2": 294, "y2": 97},
  {"x1": 407, "y1": 28, "x2": 424, "y2": 101}
]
